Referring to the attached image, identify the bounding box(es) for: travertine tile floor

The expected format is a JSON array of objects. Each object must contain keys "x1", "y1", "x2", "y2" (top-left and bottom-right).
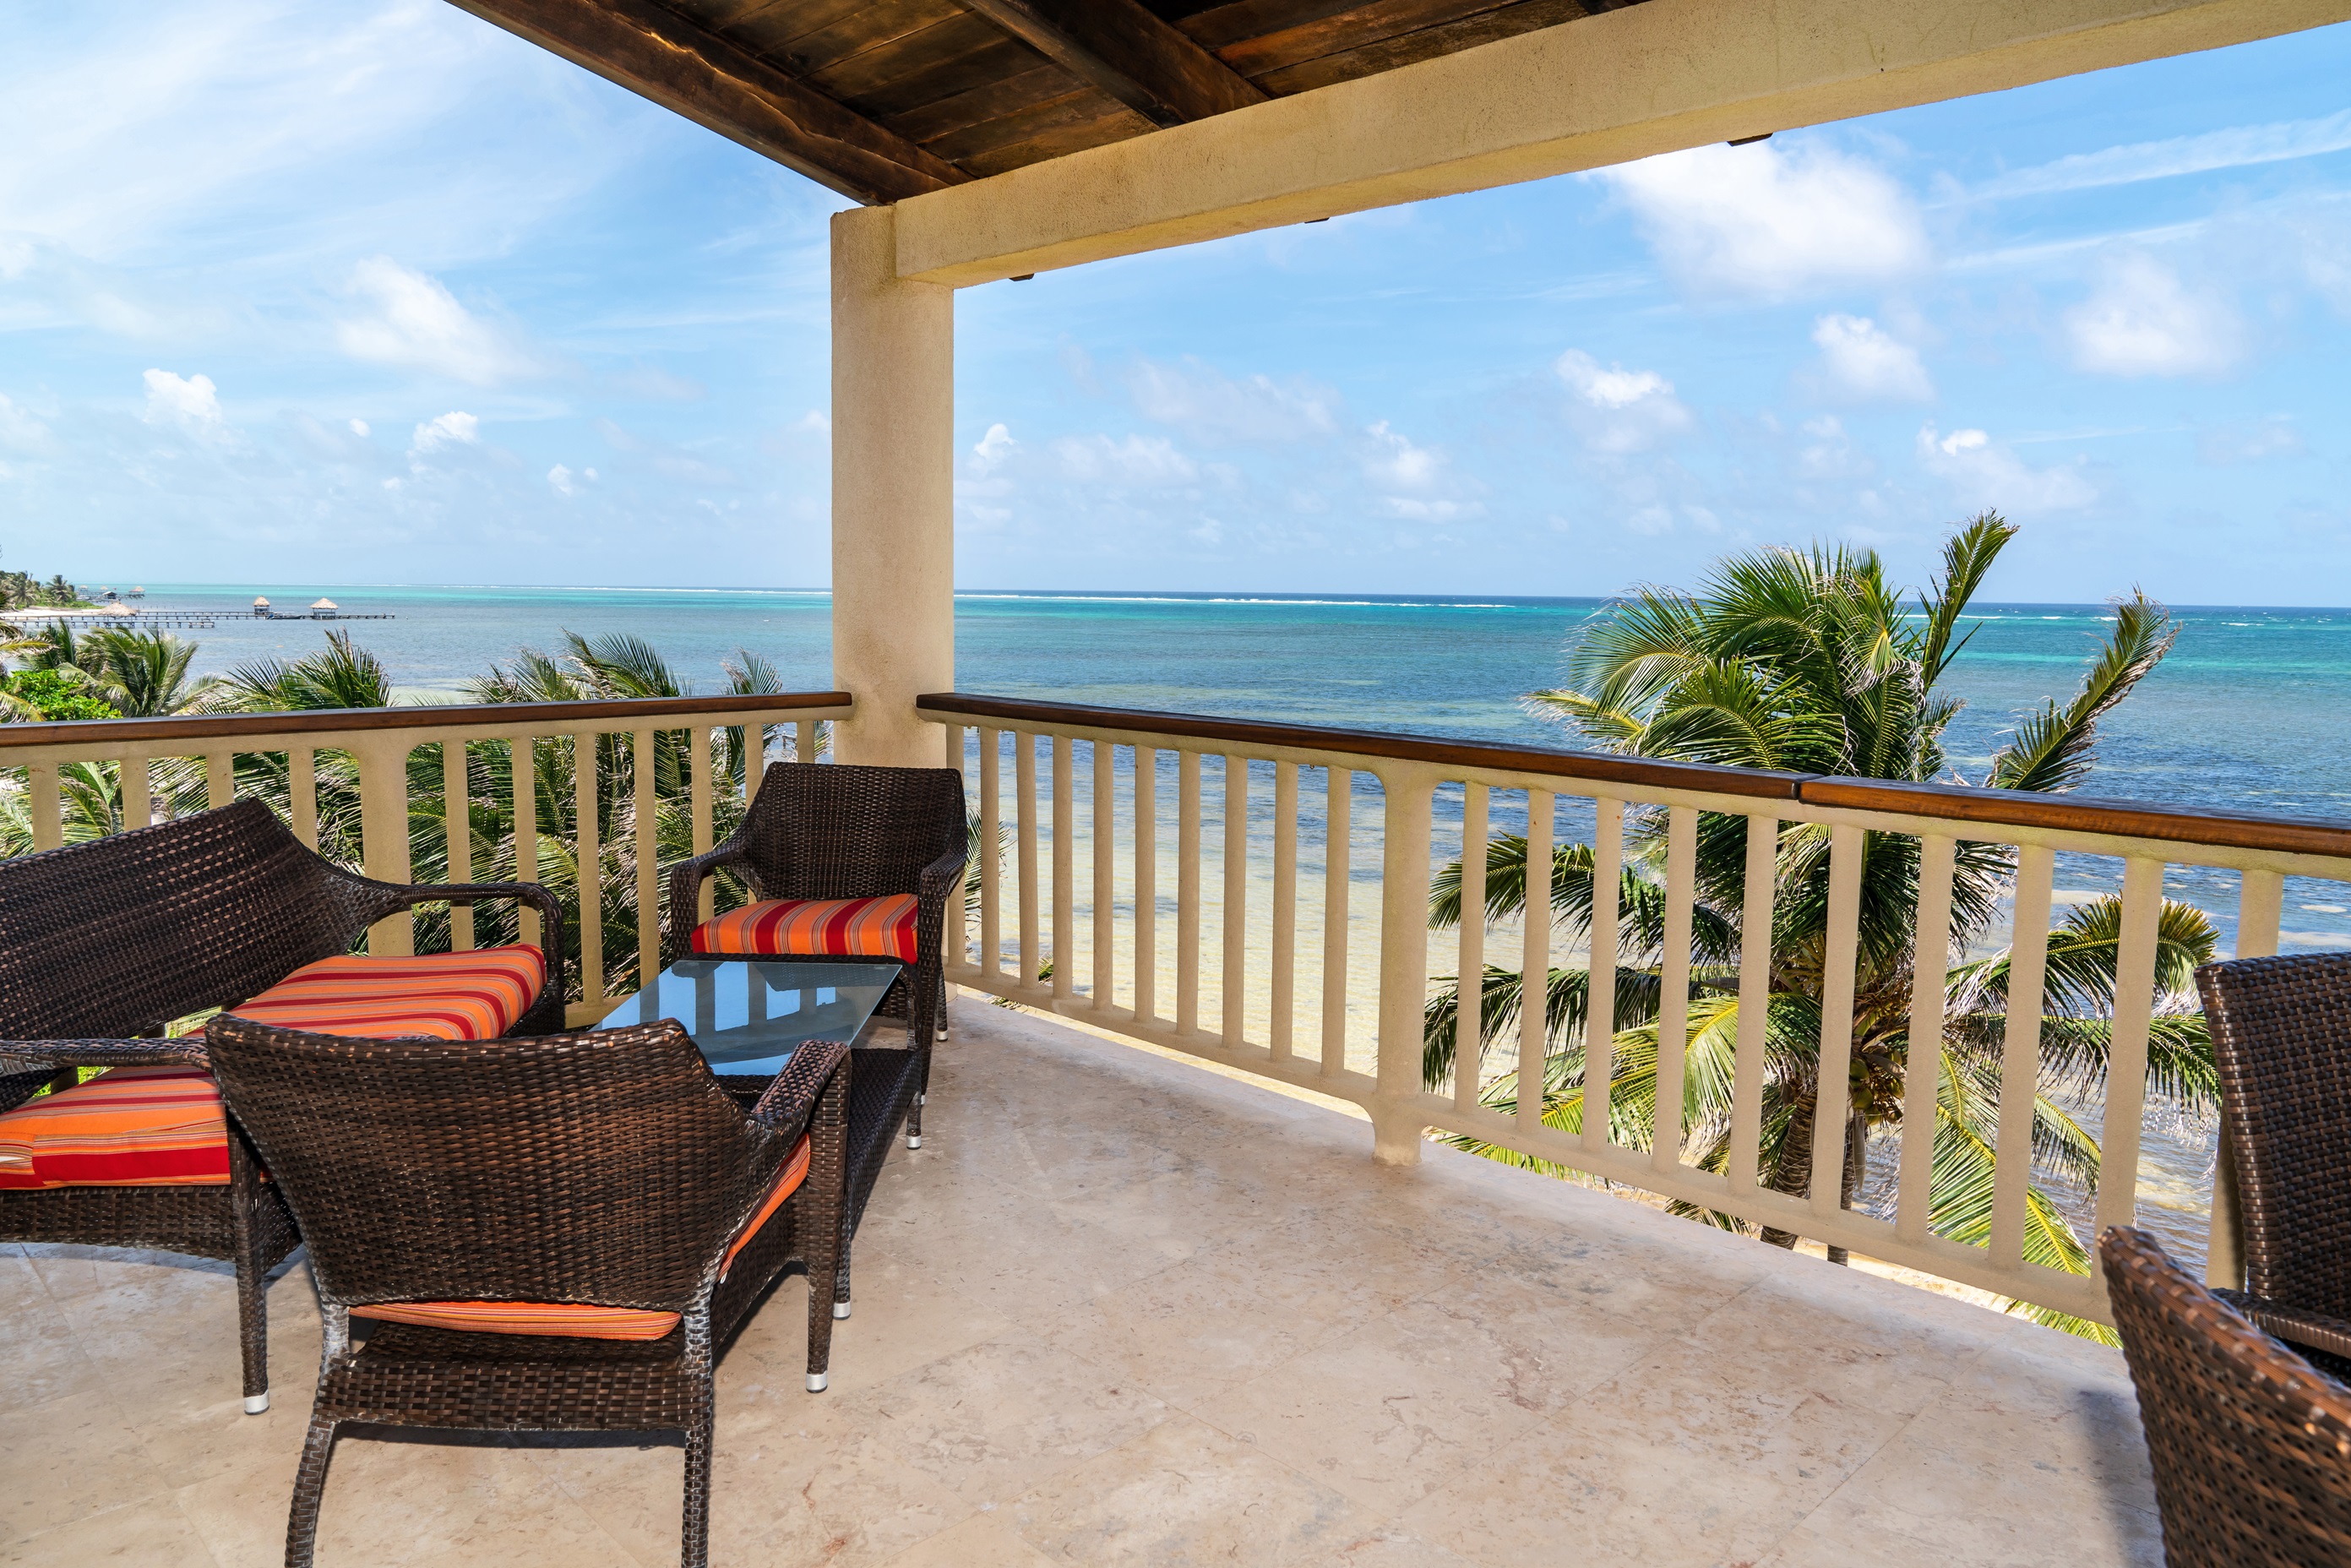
[{"x1": 1, "y1": 999, "x2": 2163, "y2": 1567}]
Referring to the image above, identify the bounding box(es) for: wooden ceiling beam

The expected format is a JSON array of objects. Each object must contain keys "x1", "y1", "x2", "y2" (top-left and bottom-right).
[
  {"x1": 446, "y1": 0, "x2": 970, "y2": 204},
  {"x1": 961, "y1": 0, "x2": 1266, "y2": 127}
]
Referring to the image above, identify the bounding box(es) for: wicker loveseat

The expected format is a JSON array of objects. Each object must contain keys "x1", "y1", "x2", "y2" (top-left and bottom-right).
[{"x1": 0, "y1": 799, "x2": 564, "y2": 1413}]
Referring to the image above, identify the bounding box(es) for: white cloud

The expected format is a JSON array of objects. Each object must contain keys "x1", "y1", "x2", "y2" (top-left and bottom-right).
[
  {"x1": 0, "y1": 394, "x2": 54, "y2": 455},
  {"x1": 2198, "y1": 416, "x2": 2305, "y2": 466},
  {"x1": 348, "y1": 417, "x2": 369, "y2": 438},
  {"x1": 1363, "y1": 422, "x2": 1442, "y2": 488},
  {"x1": 1126, "y1": 357, "x2": 1340, "y2": 444},
  {"x1": 336, "y1": 257, "x2": 543, "y2": 386},
  {"x1": 2064, "y1": 253, "x2": 2242, "y2": 377},
  {"x1": 409, "y1": 410, "x2": 479, "y2": 456},
  {"x1": 1918, "y1": 423, "x2": 2096, "y2": 512},
  {"x1": 141, "y1": 368, "x2": 224, "y2": 432},
  {"x1": 1971, "y1": 109, "x2": 2351, "y2": 201},
  {"x1": 1810, "y1": 314, "x2": 1934, "y2": 402},
  {"x1": 1554, "y1": 349, "x2": 1691, "y2": 453},
  {"x1": 971, "y1": 422, "x2": 1017, "y2": 474},
  {"x1": 1597, "y1": 141, "x2": 1929, "y2": 297},
  {"x1": 796, "y1": 410, "x2": 830, "y2": 436},
  {"x1": 547, "y1": 464, "x2": 579, "y2": 496},
  {"x1": 1051, "y1": 433, "x2": 1197, "y2": 486}
]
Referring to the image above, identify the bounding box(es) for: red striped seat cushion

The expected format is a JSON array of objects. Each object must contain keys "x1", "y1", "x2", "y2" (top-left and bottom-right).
[
  {"x1": 691, "y1": 894, "x2": 919, "y2": 963},
  {"x1": 349, "y1": 1135, "x2": 812, "y2": 1342},
  {"x1": 0, "y1": 1066, "x2": 231, "y2": 1190},
  {"x1": 226, "y1": 945, "x2": 547, "y2": 1040}
]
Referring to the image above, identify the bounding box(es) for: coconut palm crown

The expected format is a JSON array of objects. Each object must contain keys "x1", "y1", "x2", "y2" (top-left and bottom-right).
[{"x1": 1422, "y1": 514, "x2": 2217, "y2": 1337}]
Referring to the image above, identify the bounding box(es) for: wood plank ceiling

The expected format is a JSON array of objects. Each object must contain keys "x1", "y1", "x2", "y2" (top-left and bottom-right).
[{"x1": 450, "y1": 0, "x2": 1652, "y2": 204}]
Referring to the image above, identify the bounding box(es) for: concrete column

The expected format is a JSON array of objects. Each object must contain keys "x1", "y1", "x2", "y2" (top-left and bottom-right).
[{"x1": 830, "y1": 204, "x2": 955, "y2": 765}]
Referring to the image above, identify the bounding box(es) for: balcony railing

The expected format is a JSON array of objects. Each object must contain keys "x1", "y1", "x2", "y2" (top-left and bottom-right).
[
  {"x1": 7, "y1": 687, "x2": 2348, "y2": 1328},
  {"x1": 0, "y1": 692, "x2": 852, "y2": 1026},
  {"x1": 917, "y1": 691, "x2": 2351, "y2": 1329}
]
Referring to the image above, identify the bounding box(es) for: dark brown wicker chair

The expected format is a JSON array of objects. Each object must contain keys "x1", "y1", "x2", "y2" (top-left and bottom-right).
[
  {"x1": 204, "y1": 1013, "x2": 849, "y2": 1568},
  {"x1": 0, "y1": 798, "x2": 565, "y2": 1413},
  {"x1": 2193, "y1": 954, "x2": 2351, "y2": 1377},
  {"x1": 2100, "y1": 1226, "x2": 2351, "y2": 1565},
  {"x1": 667, "y1": 762, "x2": 963, "y2": 1325}
]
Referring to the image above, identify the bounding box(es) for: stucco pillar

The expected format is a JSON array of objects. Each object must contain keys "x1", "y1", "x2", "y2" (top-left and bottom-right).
[{"x1": 830, "y1": 204, "x2": 955, "y2": 765}]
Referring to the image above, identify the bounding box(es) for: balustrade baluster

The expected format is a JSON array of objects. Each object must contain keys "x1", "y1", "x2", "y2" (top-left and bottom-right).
[
  {"x1": 1222, "y1": 754, "x2": 1248, "y2": 1047},
  {"x1": 205, "y1": 752, "x2": 233, "y2": 811},
  {"x1": 1519, "y1": 790, "x2": 1552, "y2": 1135},
  {"x1": 1583, "y1": 798, "x2": 1624, "y2": 1151},
  {"x1": 26, "y1": 762, "x2": 60, "y2": 853},
  {"x1": 1727, "y1": 813, "x2": 1779, "y2": 1195},
  {"x1": 1987, "y1": 842, "x2": 2056, "y2": 1267},
  {"x1": 1810, "y1": 824, "x2": 1867, "y2": 1227},
  {"x1": 1053, "y1": 735, "x2": 1073, "y2": 1001},
  {"x1": 2094, "y1": 858, "x2": 2165, "y2": 1242},
  {"x1": 1455, "y1": 782, "x2": 1488, "y2": 1110},
  {"x1": 1016, "y1": 731, "x2": 1040, "y2": 992},
  {"x1": 2207, "y1": 868, "x2": 2284, "y2": 1288},
  {"x1": 979, "y1": 727, "x2": 1001, "y2": 977},
  {"x1": 1320, "y1": 766, "x2": 1350, "y2": 1077},
  {"x1": 122, "y1": 753, "x2": 152, "y2": 830},
  {"x1": 1178, "y1": 750, "x2": 1201, "y2": 1034},
  {"x1": 1271, "y1": 760, "x2": 1298, "y2": 1062},
  {"x1": 513, "y1": 734, "x2": 540, "y2": 946},
  {"x1": 1092, "y1": 739, "x2": 1113, "y2": 1012},
  {"x1": 634, "y1": 728, "x2": 659, "y2": 986},
  {"x1": 691, "y1": 727, "x2": 716, "y2": 925},
  {"x1": 1893, "y1": 834, "x2": 1955, "y2": 1242},
  {"x1": 574, "y1": 731, "x2": 604, "y2": 1004},
  {"x1": 1134, "y1": 747, "x2": 1157, "y2": 1022},
  {"x1": 1652, "y1": 804, "x2": 1697, "y2": 1174},
  {"x1": 444, "y1": 739, "x2": 476, "y2": 951}
]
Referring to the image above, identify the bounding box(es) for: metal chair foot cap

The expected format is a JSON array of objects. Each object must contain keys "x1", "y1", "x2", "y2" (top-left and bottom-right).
[
  {"x1": 833, "y1": 1300, "x2": 852, "y2": 1320},
  {"x1": 243, "y1": 1393, "x2": 270, "y2": 1415},
  {"x1": 906, "y1": 1133, "x2": 922, "y2": 1149},
  {"x1": 806, "y1": 1372, "x2": 829, "y2": 1392}
]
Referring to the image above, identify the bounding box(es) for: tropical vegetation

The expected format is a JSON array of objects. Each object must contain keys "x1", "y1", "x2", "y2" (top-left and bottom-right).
[{"x1": 1420, "y1": 514, "x2": 2217, "y2": 1337}]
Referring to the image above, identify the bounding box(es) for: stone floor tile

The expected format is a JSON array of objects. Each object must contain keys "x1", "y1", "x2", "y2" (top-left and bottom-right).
[
  {"x1": 1782, "y1": 1340, "x2": 2163, "y2": 1567},
  {"x1": 0, "y1": 1391, "x2": 168, "y2": 1545},
  {"x1": 832, "y1": 1329, "x2": 1170, "y2": 1508},
  {"x1": 721, "y1": 1252, "x2": 1015, "y2": 1402},
  {"x1": 1301, "y1": 1523, "x2": 1488, "y2": 1568},
  {"x1": 857, "y1": 1167, "x2": 1194, "y2": 1317},
  {"x1": 180, "y1": 1435, "x2": 640, "y2": 1568},
  {"x1": 0, "y1": 1496, "x2": 220, "y2": 1567},
  {"x1": 1392, "y1": 1331, "x2": 1930, "y2": 1568},
  {"x1": 876, "y1": 1512, "x2": 1056, "y2": 1567},
  {"x1": 1004, "y1": 1414, "x2": 1369, "y2": 1566}
]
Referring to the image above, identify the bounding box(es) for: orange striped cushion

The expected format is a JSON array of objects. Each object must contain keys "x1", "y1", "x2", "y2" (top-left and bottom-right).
[
  {"x1": 691, "y1": 894, "x2": 919, "y2": 962},
  {"x1": 227, "y1": 945, "x2": 547, "y2": 1040},
  {"x1": 348, "y1": 1135, "x2": 812, "y2": 1342},
  {"x1": 0, "y1": 1066, "x2": 230, "y2": 1190}
]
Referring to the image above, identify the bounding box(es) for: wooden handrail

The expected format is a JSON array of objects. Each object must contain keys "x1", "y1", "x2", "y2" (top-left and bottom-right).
[
  {"x1": 916, "y1": 692, "x2": 1804, "y2": 800},
  {"x1": 0, "y1": 691, "x2": 852, "y2": 749},
  {"x1": 917, "y1": 690, "x2": 2351, "y2": 862}
]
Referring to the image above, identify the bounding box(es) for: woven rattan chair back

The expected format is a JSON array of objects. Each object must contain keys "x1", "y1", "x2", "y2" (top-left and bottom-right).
[
  {"x1": 205, "y1": 1015, "x2": 787, "y2": 1312},
  {"x1": 2195, "y1": 954, "x2": 2351, "y2": 1316},
  {"x1": 2101, "y1": 1226, "x2": 2351, "y2": 1565},
  {"x1": 0, "y1": 800, "x2": 372, "y2": 1040},
  {"x1": 734, "y1": 761, "x2": 964, "y2": 903}
]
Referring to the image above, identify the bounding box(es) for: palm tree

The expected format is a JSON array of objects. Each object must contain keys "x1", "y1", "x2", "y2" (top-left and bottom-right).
[
  {"x1": 83, "y1": 629, "x2": 218, "y2": 717},
  {"x1": 1421, "y1": 514, "x2": 2216, "y2": 1337}
]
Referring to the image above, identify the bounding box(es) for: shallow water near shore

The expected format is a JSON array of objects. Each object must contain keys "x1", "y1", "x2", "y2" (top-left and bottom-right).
[{"x1": 112, "y1": 583, "x2": 2351, "y2": 1272}]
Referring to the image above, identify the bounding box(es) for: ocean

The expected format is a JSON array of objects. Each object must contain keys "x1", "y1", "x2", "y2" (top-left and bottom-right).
[{"x1": 86, "y1": 583, "x2": 2351, "y2": 1271}]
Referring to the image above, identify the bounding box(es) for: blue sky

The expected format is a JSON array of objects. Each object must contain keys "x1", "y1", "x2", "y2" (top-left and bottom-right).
[{"x1": 4, "y1": 4, "x2": 2351, "y2": 603}]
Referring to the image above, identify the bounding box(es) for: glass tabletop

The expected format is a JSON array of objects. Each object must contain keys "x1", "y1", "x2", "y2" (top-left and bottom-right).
[{"x1": 596, "y1": 958, "x2": 903, "y2": 1077}]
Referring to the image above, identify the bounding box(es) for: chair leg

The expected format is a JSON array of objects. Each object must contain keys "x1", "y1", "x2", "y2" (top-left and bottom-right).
[
  {"x1": 285, "y1": 1416, "x2": 340, "y2": 1568},
  {"x1": 682, "y1": 1402, "x2": 716, "y2": 1568},
  {"x1": 228, "y1": 1131, "x2": 271, "y2": 1413}
]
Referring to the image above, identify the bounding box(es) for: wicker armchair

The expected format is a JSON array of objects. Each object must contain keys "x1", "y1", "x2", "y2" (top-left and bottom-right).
[
  {"x1": 205, "y1": 1014, "x2": 849, "y2": 1568},
  {"x1": 0, "y1": 799, "x2": 565, "y2": 1413},
  {"x1": 2101, "y1": 1226, "x2": 2351, "y2": 1565},
  {"x1": 2194, "y1": 954, "x2": 2351, "y2": 1376}
]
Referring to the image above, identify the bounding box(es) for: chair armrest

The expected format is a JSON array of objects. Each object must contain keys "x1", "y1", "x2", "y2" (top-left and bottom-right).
[
  {"x1": 667, "y1": 840, "x2": 754, "y2": 963},
  {"x1": 917, "y1": 844, "x2": 969, "y2": 906},
  {"x1": 373, "y1": 879, "x2": 567, "y2": 992},
  {"x1": 2217, "y1": 1290, "x2": 2351, "y2": 1363},
  {"x1": 0, "y1": 1038, "x2": 210, "y2": 1078},
  {"x1": 747, "y1": 1037, "x2": 851, "y2": 1144}
]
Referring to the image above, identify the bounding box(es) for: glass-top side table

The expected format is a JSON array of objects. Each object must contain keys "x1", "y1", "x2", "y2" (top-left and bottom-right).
[{"x1": 596, "y1": 957, "x2": 904, "y2": 1077}]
